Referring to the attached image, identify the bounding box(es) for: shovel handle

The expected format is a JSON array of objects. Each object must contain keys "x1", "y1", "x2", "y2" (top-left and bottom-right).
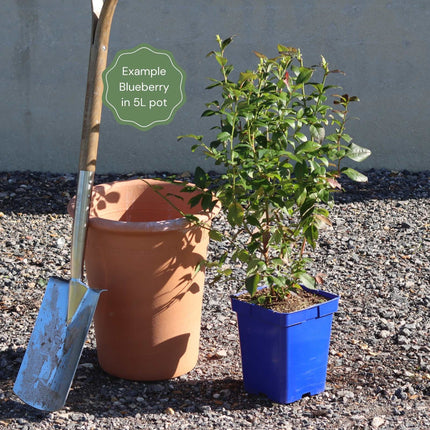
[
  {"x1": 79, "y1": 0, "x2": 118, "y2": 172},
  {"x1": 68, "y1": 0, "x2": 118, "y2": 322}
]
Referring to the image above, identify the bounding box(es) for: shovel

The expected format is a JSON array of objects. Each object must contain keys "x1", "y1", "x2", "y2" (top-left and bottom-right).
[{"x1": 14, "y1": 0, "x2": 118, "y2": 412}]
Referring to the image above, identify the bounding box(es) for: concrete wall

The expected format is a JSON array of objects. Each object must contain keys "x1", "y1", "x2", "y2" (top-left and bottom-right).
[{"x1": 1, "y1": 0, "x2": 429, "y2": 173}]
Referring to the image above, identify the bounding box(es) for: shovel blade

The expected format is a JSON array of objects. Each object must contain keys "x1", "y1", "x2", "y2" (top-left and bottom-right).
[{"x1": 14, "y1": 277, "x2": 101, "y2": 412}]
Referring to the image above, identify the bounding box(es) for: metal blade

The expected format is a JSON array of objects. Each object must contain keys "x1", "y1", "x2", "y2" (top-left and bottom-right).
[{"x1": 14, "y1": 277, "x2": 101, "y2": 411}]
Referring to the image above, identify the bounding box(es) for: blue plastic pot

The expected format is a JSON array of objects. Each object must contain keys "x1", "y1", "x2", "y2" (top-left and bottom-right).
[{"x1": 231, "y1": 286, "x2": 339, "y2": 404}]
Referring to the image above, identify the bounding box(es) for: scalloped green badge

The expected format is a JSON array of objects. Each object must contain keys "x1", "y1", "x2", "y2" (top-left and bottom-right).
[{"x1": 102, "y1": 44, "x2": 186, "y2": 131}]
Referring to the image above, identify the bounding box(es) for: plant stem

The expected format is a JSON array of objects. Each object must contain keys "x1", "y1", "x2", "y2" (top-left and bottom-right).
[
  {"x1": 336, "y1": 103, "x2": 349, "y2": 173},
  {"x1": 299, "y1": 237, "x2": 307, "y2": 258}
]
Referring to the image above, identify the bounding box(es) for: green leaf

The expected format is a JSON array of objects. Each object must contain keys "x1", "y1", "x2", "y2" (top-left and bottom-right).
[
  {"x1": 318, "y1": 188, "x2": 331, "y2": 203},
  {"x1": 217, "y1": 131, "x2": 231, "y2": 142},
  {"x1": 270, "y1": 228, "x2": 283, "y2": 245},
  {"x1": 184, "y1": 214, "x2": 199, "y2": 223},
  {"x1": 232, "y1": 249, "x2": 250, "y2": 262},
  {"x1": 278, "y1": 44, "x2": 298, "y2": 56},
  {"x1": 220, "y1": 268, "x2": 233, "y2": 276},
  {"x1": 294, "y1": 132, "x2": 308, "y2": 143},
  {"x1": 271, "y1": 258, "x2": 284, "y2": 267},
  {"x1": 215, "y1": 53, "x2": 228, "y2": 67},
  {"x1": 298, "y1": 273, "x2": 316, "y2": 289},
  {"x1": 177, "y1": 134, "x2": 203, "y2": 141},
  {"x1": 194, "y1": 166, "x2": 207, "y2": 188},
  {"x1": 295, "y1": 186, "x2": 307, "y2": 206},
  {"x1": 271, "y1": 276, "x2": 286, "y2": 288},
  {"x1": 341, "y1": 167, "x2": 368, "y2": 182},
  {"x1": 346, "y1": 143, "x2": 372, "y2": 162},
  {"x1": 209, "y1": 230, "x2": 224, "y2": 242},
  {"x1": 310, "y1": 125, "x2": 325, "y2": 143},
  {"x1": 224, "y1": 112, "x2": 236, "y2": 126},
  {"x1": 296, "y1": 140, "x2": 321, "y2": 153},
  {"x1": 299, "y1": 198, "x2": 316, "y2": 217},
  {"x1": 221, "y1": 36, "x2": 234, "y2": 51},
  {"x1": 246, "y1": 258, "x2": 265, "y2": 275},
  {"x1": 227, "y1": 202, "x2": 244, "y2": 226},
  {"x1": 201, "y1": 109, "x2": 217, "y2": 117},
  {"x1": 224, "y1": 65, "x2": 234, "y2": 77},
  {"x1": 296, "y1": 68, "x2": 313, "y2": 85},
  {"x1": 188, "y1": 194, "x2": 202, "y2": 208},
  {"x1": 202, "y1": 193, "x2": 217, "y2": 211},
  {"x1": 294, "y1": 161, "x2": 308, "y2": 179},
  {"x1": 205, "y1": 81, "x2": 222, "y2": 90},
  {"x1": 239, "y1": 71, "x2": 257, "y2": 83},
  {"x1": 245, "y1": 274, "x2": 260, "y2": 297},
  {"x1": 341, "y1": 133, "x2": 353, "y2": 143},
  {"x1": 304, "y1": 224, "x2": 319, "y2": 248},
  {"x1": 246, "y1": 215, "x2": 261, "y2": 227},
  {"x1": 206, "y1": 49, "x2": 218, "y2": 58},
  {"x1": 194, "y1": 259, "x2": 206, "y2": 276}
]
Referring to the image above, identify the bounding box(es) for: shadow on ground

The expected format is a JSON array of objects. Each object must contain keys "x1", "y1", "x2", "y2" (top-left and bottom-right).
[{"x1": 0, "y1": 346, "x2": 273, "y2": 423}]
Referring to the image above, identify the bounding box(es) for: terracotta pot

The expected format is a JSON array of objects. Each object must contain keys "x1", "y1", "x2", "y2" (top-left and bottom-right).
[{"x1": 68, "y1": 179, "x2": 219, "y2": 380}]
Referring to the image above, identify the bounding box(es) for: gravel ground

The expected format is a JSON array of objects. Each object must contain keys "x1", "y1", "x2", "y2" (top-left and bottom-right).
[{"x1": 0, "y1": 169, "x2": 429, "y2": 430}]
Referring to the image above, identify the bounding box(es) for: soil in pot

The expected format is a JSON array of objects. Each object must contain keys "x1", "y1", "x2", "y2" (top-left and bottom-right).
[{"x1": 238, "y1": 286, "x2": 328, "y2": 314}]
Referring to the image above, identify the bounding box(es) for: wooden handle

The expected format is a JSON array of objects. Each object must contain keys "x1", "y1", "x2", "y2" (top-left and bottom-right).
[{"x1": 79, "y1": 0, "x2": 118, "y2": 172}]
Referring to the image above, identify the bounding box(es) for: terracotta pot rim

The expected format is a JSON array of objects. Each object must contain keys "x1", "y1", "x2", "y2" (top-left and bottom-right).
[
  {"x1": 67, "y1": 178, "x2": 221, "y2": 233},
  {"x1": 87, "y1": 211, "x2": 216, "y2": 233}
]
